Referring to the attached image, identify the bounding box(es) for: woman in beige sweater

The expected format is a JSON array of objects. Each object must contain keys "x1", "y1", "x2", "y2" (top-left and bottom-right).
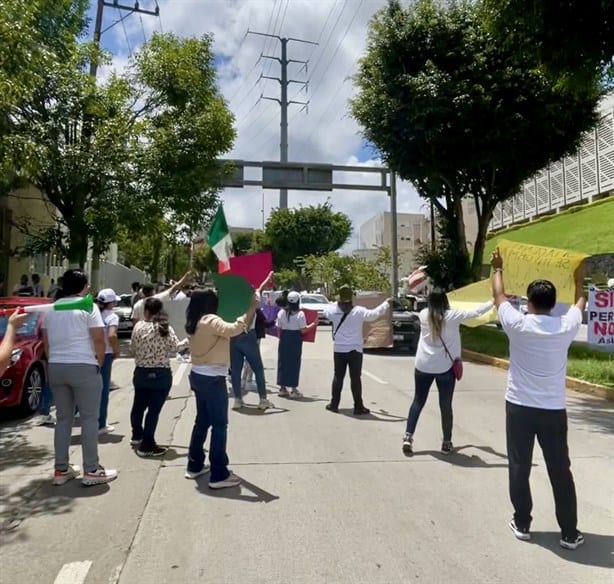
[{"x1": 184, "y1": 289, "x2": 258, "y2": 489}]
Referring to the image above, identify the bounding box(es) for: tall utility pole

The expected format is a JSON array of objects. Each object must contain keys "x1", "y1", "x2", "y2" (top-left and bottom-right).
[
  {"x1": 90, "y1": 0, "x2": 160, "y2": 79},
  {"x1": 248, "y1": 31, "x2": 317, "y2": 209},
  {"x1": 390, "y1": 171, "x2": 399, "y2": 299}
]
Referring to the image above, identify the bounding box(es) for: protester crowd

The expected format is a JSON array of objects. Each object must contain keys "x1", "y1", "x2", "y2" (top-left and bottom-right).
[{"x1": 0, "y1": 252, "x2": 588, "y2": 550}]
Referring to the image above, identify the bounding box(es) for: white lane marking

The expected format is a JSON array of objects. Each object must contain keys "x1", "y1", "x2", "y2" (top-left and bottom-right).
[
  {"x1": 363, "y1": 370, "x2": 389, "y2": 385},
  {"x1": 108, "y1": 564, "x2": 123, "y2": 584},
  {"x1": 53, "y1": 561, "x2": 92, "y2": 584},
  {"x1": 173, "y1": 363, "x2": 188, "y2": 387}
]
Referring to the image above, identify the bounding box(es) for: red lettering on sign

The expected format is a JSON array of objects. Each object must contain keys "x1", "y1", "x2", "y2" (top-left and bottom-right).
[
  {"x1": 594, "y1": 322, "x2": 614, "y2": 335},
  {"x1": 595, "y1": 291, "x2": 614, "y2": 308}
]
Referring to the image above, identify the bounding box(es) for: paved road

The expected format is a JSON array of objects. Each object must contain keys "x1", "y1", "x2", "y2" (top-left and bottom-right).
[{"x1": 0, "y1": 336, "x2": 612, "y2": 584}]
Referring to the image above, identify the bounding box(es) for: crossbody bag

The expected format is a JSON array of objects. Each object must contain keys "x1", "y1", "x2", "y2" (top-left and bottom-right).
[
  {"x1": 332, "y1": 309, "x2": 352, "y2": 340},
  {"x1": 440, "y1": 337, "x2": 463, "y2": 381}
]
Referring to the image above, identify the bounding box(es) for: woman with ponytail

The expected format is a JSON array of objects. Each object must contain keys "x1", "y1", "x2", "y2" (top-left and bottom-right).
[
  {"x1": 403, "y1": 288, "x2": 493, "y2": 455},
  {"x1": 129, "y1": 297, "x2": 188, "y2": 457},
  {"x1": 275, "y1": 291, "x2": 317, "y2": 398}
]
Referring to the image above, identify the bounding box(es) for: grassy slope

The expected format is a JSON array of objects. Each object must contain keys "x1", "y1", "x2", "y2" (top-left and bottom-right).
[
  {"x1": 485, "y1": 197, "x2": 614, "y2": 256},
  {"x1": 461, "y1": 326, "x2": 614, "y2": 389}
]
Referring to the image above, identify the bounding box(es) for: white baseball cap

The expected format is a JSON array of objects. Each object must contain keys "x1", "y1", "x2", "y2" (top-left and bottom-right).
[
  {"x1": 608, "y1": 278, "x2": 614, "y2": 289},
  {"x1": 287, "y1": 291, "x2": 300, "y2": 304},
  {"x1": 97, "y1": 288, "x2": 121, "y2": 303}
]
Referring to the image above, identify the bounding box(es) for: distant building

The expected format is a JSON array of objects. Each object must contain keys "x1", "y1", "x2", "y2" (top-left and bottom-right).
[
  {"x1": 489, "y1": 93, "x2": 614, "y2": 231},
  {"x1": 353, "y1": 211, "x2": 432, "y2": 278}
]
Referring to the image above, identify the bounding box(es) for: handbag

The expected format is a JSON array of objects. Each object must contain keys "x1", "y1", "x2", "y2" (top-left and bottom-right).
[{"x1": 441, "y1": 337, "x2": 463, "y2": 381}]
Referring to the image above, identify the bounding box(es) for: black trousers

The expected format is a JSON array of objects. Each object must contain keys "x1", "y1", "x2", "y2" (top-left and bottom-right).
[
  {"x1": 330, "y1": 351, "x2": 364, "y2": 408},
  {"x1": 131, "y1": 367, "x2": 172, "y2": 450},
  {"x1": 506, "y1": 401, "x2": 578, "y2": 537}
]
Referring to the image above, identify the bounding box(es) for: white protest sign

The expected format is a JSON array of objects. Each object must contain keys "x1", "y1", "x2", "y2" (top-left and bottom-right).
[{"x1": 587, "y1": 286, "x2": 614, "y2": 347}]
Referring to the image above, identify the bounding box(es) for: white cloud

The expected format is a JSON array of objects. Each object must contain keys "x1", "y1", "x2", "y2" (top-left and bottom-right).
[{"x1": 100, "y1": 0, "x2": 425, "y2": 248}]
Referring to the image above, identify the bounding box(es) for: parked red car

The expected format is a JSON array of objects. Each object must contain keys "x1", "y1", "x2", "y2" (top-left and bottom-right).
[{"x1": 0, "y1": 297, "x2": 50, "y2": 413}]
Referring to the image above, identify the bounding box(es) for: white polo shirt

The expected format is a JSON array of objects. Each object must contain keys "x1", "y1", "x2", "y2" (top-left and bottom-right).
[
  {"x1": 131, "y1": 290, "x2": 171, "y2": 321},
  {"x1": 43, "y1": 299, "x2": 105, "y2": 366},
  {"x1": 498, "y1": 301, "x2": 582, "y2": 410}
]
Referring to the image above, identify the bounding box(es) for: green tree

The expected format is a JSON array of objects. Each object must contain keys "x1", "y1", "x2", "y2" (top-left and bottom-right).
[
  {"x1": 351, "y1": 0, "x2": 600, "y2": 284},
  {"x1": 484, "y1": 0, "x2": 614, "y2": 89},
  {"x1": 4, "y1": 19, "x2": 235, "y2": 274},
  {"x1": 304, "y1": 252, "x2": 390, "y2": 295},
  {"x1": 263, "y1": 203, "x2": 352, "y2": 269}
]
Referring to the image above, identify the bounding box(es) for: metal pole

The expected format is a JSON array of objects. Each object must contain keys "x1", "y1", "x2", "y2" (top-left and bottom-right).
[
  {"x1": 89, "y1": 0, "x2": 105, "y2": 78},
  {"x1": 430, "y1": 200, "x2": 436, "y2": 250},
  {"x1": 390, "y1": 171, "x2": 399, "y2": 298},
  {"x1": 280, "y1": 38, "x2": 289, "y2": 209}
]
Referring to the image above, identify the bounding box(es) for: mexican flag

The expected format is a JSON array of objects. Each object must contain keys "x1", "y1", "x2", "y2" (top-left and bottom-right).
[{"x1": 207, "y1": 206, "x2": 234, "y2": 272}]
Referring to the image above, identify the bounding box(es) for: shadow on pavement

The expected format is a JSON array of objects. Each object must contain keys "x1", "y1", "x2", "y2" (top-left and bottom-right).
[
  {"x1": 0, "y1": 477, "x2": 110, "y2": 542},
  {"x1": 529, "y1": 531, "x2": 614, "y2": 568},
  {"x1": 410, "y1": 444, "x2": 510, "y2": 468},
  {"x1": 195, "y1": 475, "x2": 279, "y2": 504},
  {"x1": 70, "y1": 432, "x2": 124, "y2": 446},
  {"x1": 0, "y1": 426, "x2": 52, "y2": 473},
  {"x1": 337, "y1": 409, "x2": 407, "y2": 423},
  {"x1": 234, "y1": 406, "x2": 290, "y2": 416},
  {"x1": 566, "y1": 397, "x2": 614, "y2": 435},
  {"x1": 276, "y1": 395, "x2": 329, "y2": 403}
]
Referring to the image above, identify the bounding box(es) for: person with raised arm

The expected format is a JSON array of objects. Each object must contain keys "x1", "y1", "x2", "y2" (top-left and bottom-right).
[
  {"x1": 229, "y1": 271, "x2": 275, "y2": 411},
  {"x1": 0, "y1": 310, "x2": 29, "y2": 376},
  {"x1": 491, "y1": 248, "x2": 586, "y2": 550}
]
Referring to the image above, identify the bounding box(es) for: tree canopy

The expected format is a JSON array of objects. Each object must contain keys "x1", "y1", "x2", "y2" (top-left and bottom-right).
[
  {"x1": 262, "y1": 203, "x2": 352, "y2": 270},
  {"x1": 351, "y1": 0, "x2": 601, "y2": 283},
  {"x1": 2, "y1": 0, "x2": 235, "y2": 274}
]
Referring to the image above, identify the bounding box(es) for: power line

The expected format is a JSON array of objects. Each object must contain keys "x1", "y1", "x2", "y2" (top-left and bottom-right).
[
  {"x1": 139, "y1": 14, "x2": 147, "y2": 44},
  {"x1": 117, "y1": 6, "x2": 133, "y2": 57}
]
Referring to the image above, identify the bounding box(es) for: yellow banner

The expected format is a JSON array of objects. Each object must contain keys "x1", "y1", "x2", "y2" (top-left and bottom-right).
[
  {"x1": 448, "y1": 279, "x2": 497, "y2": 327},
  {"x1": 497, "y1": 240, "x2": 588, "y2": 304}
]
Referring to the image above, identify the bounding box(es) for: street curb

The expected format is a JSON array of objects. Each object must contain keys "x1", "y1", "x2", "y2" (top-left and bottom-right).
[{"x1": 462, "y1": 349, "x2": 613, "y2": 402}]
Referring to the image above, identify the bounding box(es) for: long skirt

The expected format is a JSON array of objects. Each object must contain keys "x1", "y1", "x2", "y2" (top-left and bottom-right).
[{"x1": 277, "y1": 330, "x2": 303, "y2": 388}]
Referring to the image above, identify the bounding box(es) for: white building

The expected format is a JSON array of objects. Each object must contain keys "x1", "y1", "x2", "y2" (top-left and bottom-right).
[
  {"x1": 354, "y1": 211, "x2": 432, "y2": 277},
  {"x1": 489, "y1": 93, "x2": 614, "y2": 230}
]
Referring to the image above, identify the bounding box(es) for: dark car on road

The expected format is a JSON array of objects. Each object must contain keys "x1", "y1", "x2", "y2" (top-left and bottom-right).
[
  {"x1": 391, "y1": 299, "x2": 420, "y2": 352},
  {"x1": 0, "y1": 297, "x2": 50, "y2": 414}
]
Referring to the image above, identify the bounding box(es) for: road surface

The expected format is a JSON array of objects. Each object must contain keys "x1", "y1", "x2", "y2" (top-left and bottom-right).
[{"x1": 0, "y1": 335, "x2": 612, "y2": 584}]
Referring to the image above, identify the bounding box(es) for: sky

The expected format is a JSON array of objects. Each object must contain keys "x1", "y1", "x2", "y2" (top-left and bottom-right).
[{"x1": 91, "y1": 0, "x2": 427, "y2": 250}]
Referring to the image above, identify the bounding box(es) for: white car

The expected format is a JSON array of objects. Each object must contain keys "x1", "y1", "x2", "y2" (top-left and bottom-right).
[{"x1": 300, "y1": 293, "x2": 333, "y2": 324}]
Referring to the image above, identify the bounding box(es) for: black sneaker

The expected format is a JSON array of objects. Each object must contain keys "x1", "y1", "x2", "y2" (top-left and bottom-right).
[
  {"x1": 441, "y1": 440, "x2": 454, "y2": 454},
  {"x1": 402, "y1": 433, "x2": 413, "y2": 454},
  {"x1": 509, "y1": 519, "x2": 531, "y2": 541},
  {"x1": 353, "y1": 406, "x2": 370, "y2": 415},
  {"x1": 325, "y1": 404, "x2": 338, "y2": 413},
  {"x1": 136, "y1": 445, "x2": 168, "y2": 457},
  {"x1": 560, "y1": 531, "x2": 584, "y2": 550}
]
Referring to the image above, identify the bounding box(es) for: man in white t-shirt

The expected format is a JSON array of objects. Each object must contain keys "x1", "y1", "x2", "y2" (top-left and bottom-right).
[
  {"x1": 42, "y1": 270, "x2": 118, "y2": 487},
  {"x1": 322, "y1": 286, "x2": 392, "y2": 415},
  {"x1": 131, "y1": 272, "x2": 191, "y2": 324},
  {"x1": 491, "y1": 248, "x2": 586, "y2": 550}
]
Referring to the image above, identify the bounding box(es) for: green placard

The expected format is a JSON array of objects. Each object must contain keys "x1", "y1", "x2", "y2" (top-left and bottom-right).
[{"x1": 211, "y1": 273, "x2": 254, "y2": 322}]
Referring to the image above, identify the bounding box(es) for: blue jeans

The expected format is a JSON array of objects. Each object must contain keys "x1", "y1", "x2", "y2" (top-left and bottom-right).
[
  {"x1": 187, "y1": 373, "x2": 230, "y2": 482},
  {"x1": 99, "y1": 353, "x2": 114, "y2": 429},
  {"x1": 230, "y1": 330, "x2": 266, "y2": 399},
  {"x1": 406, "y1": 368, "x2": 456, "y2": 441},
  {"x1": 39, "y1": 382, "x2": 53, "y2": 416}
]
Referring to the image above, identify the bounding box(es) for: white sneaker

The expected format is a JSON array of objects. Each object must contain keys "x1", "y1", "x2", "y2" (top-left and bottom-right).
[
  {"x1": 98, "y1": 425, "x2": 115, "y2": 435},
  {"x1": 82, "y1": 466, "x2": 118, "y2": 486},
  {"x1": 184, "y1": 464, "x2": 210, "y2": 480},
  {"x1": 258, "y1": 398, "x2": 274, "y2": 410},
  {"x1": 290, "y1": 388, "x2": 303, "y2": 398},
  {"x1": 53, "y1": 464, "x2": 81, "y2": 486},
  {"x1": 208, "y1": 471, "x2": 240, "y2": 489},
  {"x1": 36, "y1": 414, "x2": 56, "y2": 426},
  {"x1": 232, "y1": 398, "x2": 244, "y2": 410}
]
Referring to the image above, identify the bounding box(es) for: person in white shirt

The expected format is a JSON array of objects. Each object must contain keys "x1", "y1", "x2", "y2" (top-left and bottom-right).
[
  {"x1": 403, "y1": 290, "x2": 493, "y2": 455},
  {"x1": 322, "y1": 285, "x2": 392, "y2": 415},
  {"x1": 131, "y1": 272, "x2": 191, "y2": 324},
  {"x1": 491, "y1": 248, "x2": 586, "y2": 551},
  {"x1": 96, "y1": 288, "x2": 121, "y2": 434},
  {"x1": 42, "y1": 269, "x2": 117, "y2": 487},
  {"x1": 275, "y1": 291, "x2": 317, "y2": 398}
]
